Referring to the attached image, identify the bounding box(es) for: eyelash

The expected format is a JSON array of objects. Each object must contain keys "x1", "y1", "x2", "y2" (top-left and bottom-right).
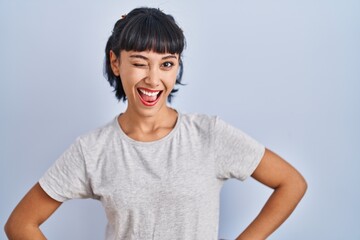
[
  {"x1": 162, "y1": 61, "x2": 174, "y2": 68},
  {"x1": 132, "y1": 62, "x2": 175, "y2": 69},
  {"x1": 133, "y1": 63, "x2": 146, "y2": 67}
]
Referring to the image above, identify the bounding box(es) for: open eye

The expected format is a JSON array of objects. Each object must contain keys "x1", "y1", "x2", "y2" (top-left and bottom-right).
[{"x1": 161, "y1": 61, "x2": 174, "y2": 69}]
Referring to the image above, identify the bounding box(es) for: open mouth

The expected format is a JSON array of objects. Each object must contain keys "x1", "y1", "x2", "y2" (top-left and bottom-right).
[{"x1": 137, "y1": 88, "x2": 163, "y2": 106}]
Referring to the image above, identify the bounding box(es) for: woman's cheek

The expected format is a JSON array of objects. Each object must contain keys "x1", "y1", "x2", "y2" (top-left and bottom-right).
[
  {"x1": 122, "y1": 69, "x2": 145, "y2": 84},
  {"x1": 131, "y1": 69, "x2": 148, "y2": 82},
  {"x1": 167, "y1": 71, "x2": 178, "y2": 84}
]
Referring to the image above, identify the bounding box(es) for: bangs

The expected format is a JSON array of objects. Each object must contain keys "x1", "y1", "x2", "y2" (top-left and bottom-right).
[{"x1": 119, "y1": 14, "x2": 184, "y2": 54}]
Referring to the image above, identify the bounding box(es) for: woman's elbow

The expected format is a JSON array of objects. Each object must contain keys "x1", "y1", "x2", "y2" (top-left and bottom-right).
[
  {"x1": 4, "y1": 216, "x2": 17, "y2": 239},
  {"x1": 300, "y1": 175, "x2": 308, "y2": 196},
  {"x1": 4, "y1": 215, "x2": 36, "y2": 239},
  {"x1": 292, "y1": 171, "x2": 308, "y2": 199}
]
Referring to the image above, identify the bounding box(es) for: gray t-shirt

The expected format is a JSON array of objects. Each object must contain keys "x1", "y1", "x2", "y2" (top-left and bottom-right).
[{"x1": 39, "y1": 112, "x2": 265, "y2": 240}]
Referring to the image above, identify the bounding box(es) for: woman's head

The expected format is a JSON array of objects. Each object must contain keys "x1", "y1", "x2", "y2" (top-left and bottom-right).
[{"x1": 104, "y1": 7, "x2": 186, "y2": 102}]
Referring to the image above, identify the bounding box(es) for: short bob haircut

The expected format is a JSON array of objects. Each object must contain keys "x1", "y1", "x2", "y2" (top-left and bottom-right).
[{"x1": 104, "y1": 7, "x2": 186, "y2": 102}]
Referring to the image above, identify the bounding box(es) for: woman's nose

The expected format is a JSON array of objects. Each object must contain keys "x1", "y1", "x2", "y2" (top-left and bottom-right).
[{"x1": 144, "y1": 67, "x2": 160, "y2": 87}]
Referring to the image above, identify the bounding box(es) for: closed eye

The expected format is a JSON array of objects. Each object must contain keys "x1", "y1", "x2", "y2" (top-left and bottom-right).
[{"x1": 133, "y1": 63, "x2": 147, "y2": 68}]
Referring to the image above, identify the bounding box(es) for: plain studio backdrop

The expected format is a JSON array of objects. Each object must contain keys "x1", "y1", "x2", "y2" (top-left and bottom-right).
[{"x1": 1, "y1": 0, "x2": 359, "y2": 239}]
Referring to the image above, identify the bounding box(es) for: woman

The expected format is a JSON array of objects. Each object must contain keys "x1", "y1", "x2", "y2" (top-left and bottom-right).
[{"x1": 5, "y1": 7, "x2": 307, "y2": 240}]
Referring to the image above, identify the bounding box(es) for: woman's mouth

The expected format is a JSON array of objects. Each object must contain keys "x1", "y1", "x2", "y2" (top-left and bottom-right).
[{"x1": 137, "y1": 88, "x2": 163, "y2": 106}]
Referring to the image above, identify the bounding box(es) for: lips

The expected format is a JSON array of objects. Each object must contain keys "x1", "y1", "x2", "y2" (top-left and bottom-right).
[{"x1": 137, "y1": 88, "x2": 163, "y2": 106}]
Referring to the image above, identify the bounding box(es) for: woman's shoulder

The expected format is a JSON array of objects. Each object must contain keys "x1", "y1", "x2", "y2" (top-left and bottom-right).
[
  {"x1": 179, "y1": 112, "x2": 241, "y2": 133},
  {"x1": 180, "y1": 111, "x2": 214, "y2": 120},
  {"x1": 75, "y1": 116, "x2": 119, "y2": 147},
  {"x1": 179, "y1": 112, "x2": 218, "y2": 129}
]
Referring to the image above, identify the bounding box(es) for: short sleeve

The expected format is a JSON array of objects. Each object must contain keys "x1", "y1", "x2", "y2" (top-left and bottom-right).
[
  {"x1": 214, "y1": 117, "x2": 265, "y2": 181},
  {"x1": 39, "y1": 137, "x2": 94, "y2": 202}
]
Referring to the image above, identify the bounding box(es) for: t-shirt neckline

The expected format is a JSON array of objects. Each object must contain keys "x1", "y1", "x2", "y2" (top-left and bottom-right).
[{"x1": 114, "y1": 111, "x2": 182, "y2": 146}]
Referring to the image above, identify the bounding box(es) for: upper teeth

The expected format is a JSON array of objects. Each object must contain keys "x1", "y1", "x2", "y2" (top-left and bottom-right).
[{"x1": 139, "y1": 89, "x2": 160, "y2": 97}]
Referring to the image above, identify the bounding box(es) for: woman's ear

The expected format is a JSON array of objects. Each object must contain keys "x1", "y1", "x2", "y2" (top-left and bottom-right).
[{"x1": 110, "y1": 50, "x2": 120, "y2": 76}]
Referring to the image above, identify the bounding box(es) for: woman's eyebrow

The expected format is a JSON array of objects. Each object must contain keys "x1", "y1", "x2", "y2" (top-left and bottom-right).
[
  {"x1": 129, "y1": 54, "x2": 178, "y2": 60},
  {"x1": 162, "y1": 55, "x2": 178, "y2": 60},
  {"x1": 129, "y1": 54, "x2": 148, "y2": 60}
]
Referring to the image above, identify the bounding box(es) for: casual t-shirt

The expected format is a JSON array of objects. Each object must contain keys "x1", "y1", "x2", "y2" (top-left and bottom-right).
[{"x1": 39, "y1": 112, "x2": 265, "y2": 240}]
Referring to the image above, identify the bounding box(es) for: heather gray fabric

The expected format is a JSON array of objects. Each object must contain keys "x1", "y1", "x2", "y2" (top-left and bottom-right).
[{"x1": 39, "y1": 112, "x2": 265, "y2": 240}]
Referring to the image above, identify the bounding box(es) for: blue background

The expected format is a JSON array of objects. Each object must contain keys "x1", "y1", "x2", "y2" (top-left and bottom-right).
[{"x1": 1, "y1": 0, "x2": 359, "y2": 239}]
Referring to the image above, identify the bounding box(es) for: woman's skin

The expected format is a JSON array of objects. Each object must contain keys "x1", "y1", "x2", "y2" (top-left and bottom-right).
[
  {"x1": 4, "y1": 50, "x2": 307, "y2": 240},
  {"x1": 4, "y1": 183, "x2": 61, "y2": 239},
  {"x1": 236, "y1": 149, "x2": 307, "y2": 240},
  {"x1": 111, "y1": 50, "x2": 180, "y2": 142}
]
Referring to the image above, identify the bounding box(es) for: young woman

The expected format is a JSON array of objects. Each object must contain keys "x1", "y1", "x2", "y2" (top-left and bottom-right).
[{"x1": 5, "y1": 7, "x2": 307, "y2": 240}]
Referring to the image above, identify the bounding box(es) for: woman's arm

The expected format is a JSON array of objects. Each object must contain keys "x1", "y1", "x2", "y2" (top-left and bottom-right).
[
  {"x1": 4, "y1": 183, "x2": 62, "y2": 240},
  {"x1": 236, "y1": 148, "x2": 307, "y2": 240}
]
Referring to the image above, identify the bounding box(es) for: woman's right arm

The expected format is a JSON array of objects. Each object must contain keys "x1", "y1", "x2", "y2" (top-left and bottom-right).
[{"x1": 4, "y1": 182, "x2": 62, "y2": 240}]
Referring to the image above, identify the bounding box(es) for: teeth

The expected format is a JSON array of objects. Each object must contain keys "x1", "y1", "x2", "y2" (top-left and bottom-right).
[{"x1": 139, "y1": 89, "x2": 160, "y2": 97}]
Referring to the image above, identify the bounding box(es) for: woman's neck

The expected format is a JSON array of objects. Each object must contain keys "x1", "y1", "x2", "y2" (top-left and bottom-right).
[{"x1": 118, "y1": 107, "x2": 178, "y2": 142}]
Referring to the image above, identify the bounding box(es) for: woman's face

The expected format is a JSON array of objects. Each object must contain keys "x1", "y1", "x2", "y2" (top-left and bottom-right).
[{"x1": 110, "y1": 50, "x2": 180, "y2": 118}]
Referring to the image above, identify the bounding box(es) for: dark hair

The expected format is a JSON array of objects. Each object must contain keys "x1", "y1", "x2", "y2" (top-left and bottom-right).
[{"x1": 104, "y1": 7, "x2": 186, "y2": 102}]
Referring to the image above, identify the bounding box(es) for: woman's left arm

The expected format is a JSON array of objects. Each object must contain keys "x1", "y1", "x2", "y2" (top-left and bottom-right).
[{"x1": 236, "y1": 148, "x2": 307, "y2": 240}]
